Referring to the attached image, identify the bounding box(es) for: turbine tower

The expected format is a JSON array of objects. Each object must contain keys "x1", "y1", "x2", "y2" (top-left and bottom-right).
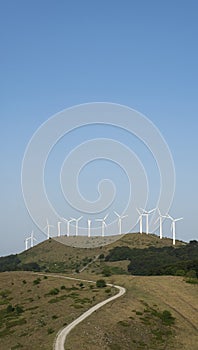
[
  {"x1": 57, "y1": 221, "x2": 62, "y2": 237},
  {"x1": 140, "y1": 208, "x2": 156, "y2": 235},
  {"x1": 44, "y1": 219, "x2": 54, "y2": 239},
  {"x1": 62, "y1": 218, "x2": 74, "y2": 237},
  {"x1": 25, "y1": 231, "x2": 37, "y2": 250},
  {"x1": 24, "y1": 237, "x2": 30, "y2": 250},
  {"x1": 70, "y1": 216, "x2": 83, "y2": 236},
  {"x1": 114, "y1": 211, "x2": 128, "y2": 235},
  {"x1": 96, "y1": 214, "x2": 109, "y2": 237},
  {"x1": 167, "y1": 215, "x2": 183, "y2": 245},
  {"x1": 154, "y1": 209, "x2": 167, "y2": 239},
  {"x1": 87, "y1": 219, "x2": 91, "y2": 237},
  {"x1": 136, "y1": 208, "x2": 143, "y2": 234},
  {"x1": 30, "y1": 230, "x2": 37, "y2": 248}
]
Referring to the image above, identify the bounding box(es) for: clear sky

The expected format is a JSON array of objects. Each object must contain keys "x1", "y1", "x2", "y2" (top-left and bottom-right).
[{"x1": 0, "y1": 0, "x2": 198, "y2": 256}]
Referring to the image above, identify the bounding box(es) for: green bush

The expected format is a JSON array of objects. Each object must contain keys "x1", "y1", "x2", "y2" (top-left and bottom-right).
[
  {"x1": 96, "y1": 279, "x2": 106, "y2": 288},
  {"x1": 33, "y1": 278, "x2": 41, "y2": 285},
  {"x1": 6, "y1": 304, "x2": 14, "y2": 313},
  {"x1": 47, "y1": 327, "x2": 54, "y2": 334},
  {"x1": 48, "y1": 288, "x2": 59, "y2": 295},
  {"x1": 102, "y1": 266, "x2": 112, "y2": 277},
  {"x1": 15, "y1": 305, "x2": 24, "y2": 315},
  {"x1": 160, "y1": 310, "x2": 175, "y2": 325}
]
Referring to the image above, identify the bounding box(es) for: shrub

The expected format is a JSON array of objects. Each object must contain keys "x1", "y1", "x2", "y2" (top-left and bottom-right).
[
  {"x1": 48, "y1": 288, "x2": 59, "y2": 296},
  {"x1": 52, "y1": 315, "x2": 58, "y2": 319},
  {"x1": 15, "y1": 305, "x2": 24, "y2": 315},
  {"x1": 96, "y1": 279, "x2": 106, "y2": 288},
  {"x1": 6, "y1": 304, "x2": 14, "y2": 313},
  {"x1": 160, "y1": 310, "x2": 175, "y2": 325},
  {"x1": 33, "y1": 278, "x2": 41, "y2": 285},
  {"x1": 102, "y1": 266, "x2": 112, "y2": 277},
  {"x1": 99, "y1": 253, "x2": 105, "y2": 260},
  {"x1": 186, "y1": 270, "x2": 197, "y2": 278},
  {"x1": 47, "y1": 327, "x2": 54, "y2": 334}
]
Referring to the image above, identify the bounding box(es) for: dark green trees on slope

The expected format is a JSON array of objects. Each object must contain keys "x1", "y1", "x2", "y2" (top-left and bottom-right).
[{"x1": 105, "y1": 240, "x2": 198, "y2": 277}]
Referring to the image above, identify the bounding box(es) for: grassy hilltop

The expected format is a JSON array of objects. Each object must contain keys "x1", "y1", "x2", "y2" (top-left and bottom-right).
[{"x1": 0, "y1": 233, "x2": 197, "y2": 350}]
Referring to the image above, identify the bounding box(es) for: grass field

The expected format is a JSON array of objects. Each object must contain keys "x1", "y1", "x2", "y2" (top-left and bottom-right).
[
  {"x1": 1, "y1": 235, "x2": 196, "y2": 349},
  {"x1": 0, "y1": 272, "x2": 115, "y2": 350},
  {"x1": 65, "y1": 274, "x2": 198, "y2": 350}
]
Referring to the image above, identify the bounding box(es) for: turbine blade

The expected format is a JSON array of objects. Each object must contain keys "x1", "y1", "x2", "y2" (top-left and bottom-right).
[
  {"x1": 104, "y1": 213, "x2": 109, "y2": 221},
  {"x1": 154, "y1": 217, "x2": 159, "y2": 224}
]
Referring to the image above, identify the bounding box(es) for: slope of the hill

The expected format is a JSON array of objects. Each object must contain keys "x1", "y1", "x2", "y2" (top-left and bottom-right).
[
  {"x1": 0, "y1": 271, "x2": 197, "y2": 350},
  {"x1": 0, "y1": 271, "x2": 114, "y2": 350},
  {"x1": 65, "y1": 273, "x2": 198, "y2": 350},
  {"x1": 0, "y1": 233, "x2": 189, "y2": 275}
]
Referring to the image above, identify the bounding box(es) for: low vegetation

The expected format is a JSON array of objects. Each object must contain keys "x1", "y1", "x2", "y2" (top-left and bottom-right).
[
  {"x1": 105, "y1": 240, "x2": 198, "y2": 277},
  {"x1": 0, "y1": 272, "x2": 114, "y2": 350}
]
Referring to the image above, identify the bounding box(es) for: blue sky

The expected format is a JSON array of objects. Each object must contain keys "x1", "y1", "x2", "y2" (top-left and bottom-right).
[{"x1": 0, "y1": 0, "x2": 198, "y2": 255}]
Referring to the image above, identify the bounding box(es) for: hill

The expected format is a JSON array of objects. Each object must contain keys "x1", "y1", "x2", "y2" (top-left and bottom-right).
[
  {"x1": 66, "y1": 273, "x2": 198, "y2": 350},
  {"x1": 0, "y1": 271, "x2": 197, "y2": 350},
  {"x1": 1, "y1": 233, "x2": 196, "y2": 278},
  {"x1": 1, "y1": 233, "x2": 196, "y2": 277},
  {"x1": 0, "y1": 234, "x2": 197, "y2": 349}
]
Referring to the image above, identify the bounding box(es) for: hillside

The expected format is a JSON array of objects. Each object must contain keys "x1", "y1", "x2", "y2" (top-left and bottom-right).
[
  {"x1": 0, "y1": 271, "x2": 197, "y2": 350},
  {"x1": 2, "y1": 233, "x2": 196, "y2": 278},
  {"x1": 66, "y1": 273, "x2": 198, "y2": 350},
  {"x1": 0, "y1": 271, "x2": 115, "y2": 350},
  {"x1": 0, "y1": 234, "x2": 197, "y2": 349}
]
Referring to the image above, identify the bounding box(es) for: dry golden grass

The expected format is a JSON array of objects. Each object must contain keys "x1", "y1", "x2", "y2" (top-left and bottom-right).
[
  {"x1": 65, "y1": 274, "x2": 198, "y2": 350},
  {"x1": 0, "y1": 271, "x2": 115, "y2": 350}
]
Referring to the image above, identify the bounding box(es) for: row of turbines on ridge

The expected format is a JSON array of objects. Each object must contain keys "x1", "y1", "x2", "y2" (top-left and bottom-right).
[{"x1": 25, "y1": 208, "x2": 183, "y2": 250}]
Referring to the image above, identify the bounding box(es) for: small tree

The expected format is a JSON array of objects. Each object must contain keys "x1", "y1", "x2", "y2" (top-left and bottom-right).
[{"x1": 96, "y1": 279, "x2": 106, "y2": 288}]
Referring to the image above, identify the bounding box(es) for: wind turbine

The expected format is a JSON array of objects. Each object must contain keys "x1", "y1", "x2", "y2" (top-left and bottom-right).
[
  {"x1": 30, "y1": 230, "x2": 37, "y2": 247},
  {"x1": 167, "y1": 215, "x2": 183, "y2": 245},
  {"x1": 96, "y1": 214, "x2": 109, "y2": 237},
  {"x1": 70, "y1": 216, "x2": 83, "y2": 236},
  {"x1": 25, "y1": 231, "x2": 37, "y2": 250},
  {"x1": 62, "y1": 218, "x2": 74, "y2": 237},
  {"x1": 140, "y1": 208, "x2": 156, "y2": 235},
  {"x1": 154, "y1": 209, "x2": 167, "y2": 239},
  {"x1": 114, "y1": 211, "x2": 128, "y2": 235},
  {"x1": 44, "y1": 219, "x2": 54, "y2": 239},
  {"x1": 57, "y1": 221, "x2": 62, "y2": 237},
  {"x1": 87, "y1": 219, "x2": 91, "y2": 237},
  {"x1": 136, "y1": 208, "x2": 143, "y2": 234},
  {"x1": 24, "y1": 237, "x2": 30, "y2": 250}
]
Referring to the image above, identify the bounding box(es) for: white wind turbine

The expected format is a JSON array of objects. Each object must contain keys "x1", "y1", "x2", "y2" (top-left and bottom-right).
[
  {"x1": 57, "y1": 221, "x2": 62, "y2": 237},
  {"x1": 30, "y1": 230, "x2": 37, "y2": 247},
  {"x1": 114, "y1": 211, "x2": 128, "y2": 235},
  {"x1": 44, "y1": 219, "x2": 54, "y2": 239},
  {"x1": 167, "y1": 215, "x2": 183, "y2": 245},
  {"x1": 62, "y1": 218, "x2": 74, "y2": 237},
  {"x1": 140, "y1": 208, "x2": 156, "y2": 235},
  {"x1": 70, "y1": 216, "x2": 83, "y2": 236},
  {"x1": 87, "y1": 219, "x2": 91, "y2": 237},
  {"x1": 96, "y1": 214, "x2": 109, "y2": 237},
  {"x1": 25, "y1": 231, "x2": 37, "y2": 250},
  {"x1": 136, "y1": 208, "x2": 143, "y2": 234},
  {"x1": 24, "y1": 237, "x2": 30, "y2": 250},
  {"x1": 154, "y1": 209, "x2": 167, "y2": 239}
]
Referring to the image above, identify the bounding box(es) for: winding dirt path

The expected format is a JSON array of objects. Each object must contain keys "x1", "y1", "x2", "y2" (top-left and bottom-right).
[{"x1": 36, "y1": 273, "x2": 126, "y2": 350}]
